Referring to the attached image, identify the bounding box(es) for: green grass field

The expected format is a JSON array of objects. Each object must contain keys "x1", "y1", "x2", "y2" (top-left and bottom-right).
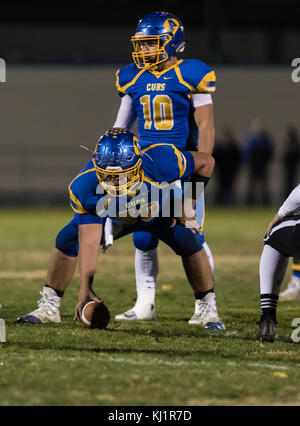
[{"x1": 0, "y1": 207, "x2": 300, "y2": 406}]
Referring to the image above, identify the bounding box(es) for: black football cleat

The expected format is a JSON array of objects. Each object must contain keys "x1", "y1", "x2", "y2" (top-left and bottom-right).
[{"x1": 257, "y1": 318, "x2": 277, "y2": 342}]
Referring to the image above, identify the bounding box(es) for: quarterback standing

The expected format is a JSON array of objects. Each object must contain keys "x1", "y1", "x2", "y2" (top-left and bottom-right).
[{"x1": 113, "y1": 11, "x2": 218, "y2": 325}]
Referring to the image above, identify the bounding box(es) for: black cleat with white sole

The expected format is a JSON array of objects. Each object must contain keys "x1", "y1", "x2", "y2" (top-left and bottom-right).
[{"x1": 257, "y1": 318, "x2": 277, "y2": 342}]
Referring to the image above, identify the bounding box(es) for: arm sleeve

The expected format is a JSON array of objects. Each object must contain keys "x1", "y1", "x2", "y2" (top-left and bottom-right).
[
  {"x1": 113, "y1": 94, "x2": 136, "y2": 130},
  {"x1": 191, "y1": 93, "x2": 212, "y2": 108},
  {"x1": 278, "y1": 184, "x2": 300, "y2": 217}
]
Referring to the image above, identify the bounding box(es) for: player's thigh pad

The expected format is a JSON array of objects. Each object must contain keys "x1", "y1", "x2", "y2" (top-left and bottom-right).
[
  {"x1": 55, "y1": 216, "x2": 79, "y2": 257},
  {"x1": 154, "y1": 220, "x2": 203, "y2": 256},
  {"x1": 133, "y1": 231, "x2": 159, "y2": 251}
]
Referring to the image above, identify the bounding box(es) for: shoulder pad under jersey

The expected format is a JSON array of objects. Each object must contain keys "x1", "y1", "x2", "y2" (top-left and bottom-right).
[
  {"x1": 68, "y1": 160, "x2": 98, "y2": 214},
  {"x1": 142, "y1": 144, "x2": 188, "y2": 183},
  {"x1": 176, "y1": 59, "x2": 216, "y2": 94},
  {"x1": 115, "y1": 63, "x2": 146, "y2": 95}
]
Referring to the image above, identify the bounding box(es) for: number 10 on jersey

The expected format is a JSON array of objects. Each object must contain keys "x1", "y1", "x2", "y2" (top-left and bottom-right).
[{"x1": 140, "y1": 95, "x2": 174, "y2": 131}]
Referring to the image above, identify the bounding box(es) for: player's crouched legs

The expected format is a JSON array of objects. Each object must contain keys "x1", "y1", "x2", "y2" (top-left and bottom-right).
[{"x1": 17, "y1": 220, "x2": 79, "y2": 324}]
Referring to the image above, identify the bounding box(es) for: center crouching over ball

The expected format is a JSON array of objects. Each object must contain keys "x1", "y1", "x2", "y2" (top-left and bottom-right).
[{"x1": 81, "y1": 301, "x2": 110, "y2": 329}]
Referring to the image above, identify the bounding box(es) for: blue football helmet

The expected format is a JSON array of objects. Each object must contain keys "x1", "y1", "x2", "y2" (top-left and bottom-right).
[
  {"x1": 131, "y1": 11, "x2": 185, "y2": 70},
  {"x1": 93, "y1": 128, "x2": 143, "y2": 196}
]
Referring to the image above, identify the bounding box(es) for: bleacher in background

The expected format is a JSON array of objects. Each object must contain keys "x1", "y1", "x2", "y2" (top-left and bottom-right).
[{"x1": 0, "y1": 66, "x2": 299, "y2": 206}]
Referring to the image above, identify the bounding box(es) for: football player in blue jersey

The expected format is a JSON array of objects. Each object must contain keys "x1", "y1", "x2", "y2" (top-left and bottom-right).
[
  {"x1": 18, "y1": 129, "x2": 225, "y2": 329},
  {"x1": 112, "y1": 11, "x2": 217, "y2": 322}
]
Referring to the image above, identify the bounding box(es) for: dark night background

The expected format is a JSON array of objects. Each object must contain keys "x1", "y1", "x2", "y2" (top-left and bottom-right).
[{"x1": 1, "y1": 0, "x2": 299, "y2": 64}]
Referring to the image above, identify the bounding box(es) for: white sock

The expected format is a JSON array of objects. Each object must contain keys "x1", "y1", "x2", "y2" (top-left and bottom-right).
[
  {"x1": 203, "y1": 241, "x2": 214, "y2": 276},
  {"x1": 259, "y1": 245, "x2": 289, "y2": 296},
  {"x1": 134, "y1": 248, "x2": 158, "y2": 307},
  {"x1": 135, "y1": 248, "x2": 158, "y2": 292},
  {"x1": 134, "y1": 290, "x2": 155, "y2": 315}
]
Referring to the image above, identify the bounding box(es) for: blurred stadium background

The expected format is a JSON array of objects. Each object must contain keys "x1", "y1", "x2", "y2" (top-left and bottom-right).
[{"x1": 0, "y1": 0, "x2": 300, "y2": 207}]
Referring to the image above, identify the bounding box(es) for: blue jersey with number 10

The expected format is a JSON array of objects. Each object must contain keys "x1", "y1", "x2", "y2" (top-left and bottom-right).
[{"x1": 116, "y1": 59, "x2": 215, "y2": 150}]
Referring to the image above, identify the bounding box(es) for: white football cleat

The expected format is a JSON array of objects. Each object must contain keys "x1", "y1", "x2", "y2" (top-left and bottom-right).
[
  {"x1": 280, "y1": 276, "x2": 300, "y2": 301},
  {"x1": 17, "y1": 287, "x2": 61, "y2": 324},
  {"x1": 188, "y1": 293, "x2": 225, "y2": 330},
  {"x1": 115, "y1": 304, "x2": 156, "y2": 320}
]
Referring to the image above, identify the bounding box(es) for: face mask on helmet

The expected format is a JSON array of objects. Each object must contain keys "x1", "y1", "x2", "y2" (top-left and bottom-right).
[
  {"x1": 131, "y1": 11, "x2": 185, "y2": 70},
  {"x1": 131, "y1": 34, "x2": 172, "y2": 69},
  {"x1": 95, "y1": 160, "x2": 143, "y2": 197},
  {"x1": 93, "y1": 129, "x2": 143, "y2": 197}
]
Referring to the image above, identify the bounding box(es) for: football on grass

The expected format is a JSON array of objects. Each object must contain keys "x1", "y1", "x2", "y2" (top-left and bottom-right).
[{"x1": 81, "y1": 301, "x2": 110, "y2": 329}]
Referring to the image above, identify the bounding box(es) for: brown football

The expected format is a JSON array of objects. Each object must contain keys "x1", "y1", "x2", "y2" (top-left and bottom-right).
[{"x1": 81, "y1": 301, "x2": 110, "y2": 329}]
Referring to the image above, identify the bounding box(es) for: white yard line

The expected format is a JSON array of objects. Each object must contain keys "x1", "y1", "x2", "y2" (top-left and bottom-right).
[
  {"x1": 105, "y1": 357, "x2": 294, "y2": 371},
  {"x1": 2, "y1": 352, "x2": 298, "y2": 371},
  {"x1": 226, "y1": 361, "x2": 289, "y2": 370}
]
